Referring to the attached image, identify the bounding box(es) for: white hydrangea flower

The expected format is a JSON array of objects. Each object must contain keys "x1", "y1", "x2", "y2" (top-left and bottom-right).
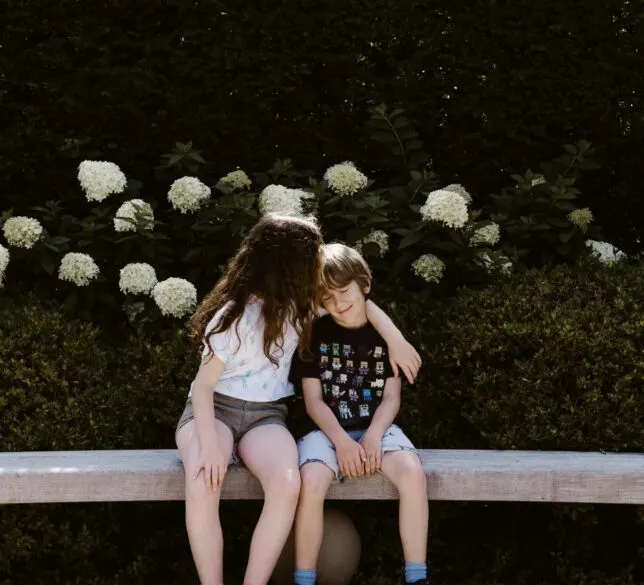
[
  {"x1": 119, "y1": 263, "x2": 158, "y2": 295},
  {"x1": 412, "y1": 254, "x2": 445, "y2": 284},
  {"x1": 78, "y1": 160, "x2": 127, "y2": 203},
  {"x1": 152, "y1": 277, "x2": 198, "y2": 318},
  {"x1": 168, "y1": 177, "x2": 211, "y2": 213},
  {"x1": 220, "y1": 169, "x2": 252, "y2": 190},
  {"x1": 585, "y1": 240, "x2": 627, "y2": 264},
  {"x1": 443, "y1": 183, "x2": 472, "y2": 204},
  {"x1": 568, "y1": 208, "x2": 593, "y2": 232},
  {"x1": 114, "y1": 199, "x2": 154, "y2": 232},
  {"x1": 0, "y1": 244, "x2": 9, "y2": 287},
  {"x1": 2, "y1": 216, "x2": 44, "y2": 249},
  {"x1": 469, "y1": 223, "x2": 501, "y2": 247},
  {"x1": 58, "y1": 252, "x2": 100, "y2": 287},
  {"x1": 258, "y1": 185, "x2": 313, "y2": 216},
  {"x1": 420, "y1": 189, "x2": 469, "y2": 229},
  {"x1": 324, "y1": 161, "x2": 368, "y2": 196},
  {"x1": 356, "y1": 230, "x2": 389, "y2": 257}
]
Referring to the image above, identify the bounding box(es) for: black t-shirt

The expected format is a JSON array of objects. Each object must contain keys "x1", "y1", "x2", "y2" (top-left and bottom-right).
[{"x1": 289, "y1": 315, "x2": 395, "y2": 432}]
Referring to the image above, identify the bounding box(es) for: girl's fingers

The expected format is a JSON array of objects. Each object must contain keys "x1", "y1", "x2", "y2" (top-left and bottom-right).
[{"x1": 193, "y1": 464, "x2": 203, "y2": 481}]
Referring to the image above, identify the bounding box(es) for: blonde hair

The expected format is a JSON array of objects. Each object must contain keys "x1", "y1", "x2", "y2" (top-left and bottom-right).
[{"x1": 320, "y1": 242, "x2": 372, "y2": 293}]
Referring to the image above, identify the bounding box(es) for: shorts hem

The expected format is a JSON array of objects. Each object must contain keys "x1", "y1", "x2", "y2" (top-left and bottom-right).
[{"x1": 299, "y1": 457, "x2": 340, "y2": 480}]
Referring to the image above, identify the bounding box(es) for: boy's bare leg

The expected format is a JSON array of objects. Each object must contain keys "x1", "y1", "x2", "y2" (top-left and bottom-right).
[
  {"x1": 381, "y1": 450, "x2": 429, "y2": 564},
  {"x1": 295, "y1": 462, "x2": 335, "y2": 570}
]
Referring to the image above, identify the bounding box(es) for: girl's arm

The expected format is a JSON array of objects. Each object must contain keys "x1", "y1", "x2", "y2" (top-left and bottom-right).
[
  {"x1": 190, "y1": 355, "x2": 225, "y2": 463},
  {"x1": 365, "y1": 300, "x2": 422, "y2": 383}
]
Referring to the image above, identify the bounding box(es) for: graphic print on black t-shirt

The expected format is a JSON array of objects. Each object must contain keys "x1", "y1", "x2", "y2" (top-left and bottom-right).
[{"x1": 290, "y1": 315, "x2": 394, "y2": 430}]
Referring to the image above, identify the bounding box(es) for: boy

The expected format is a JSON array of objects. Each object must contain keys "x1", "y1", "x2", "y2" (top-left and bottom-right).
[{"x1": 289, "y1": 243, "x2": 430, "y2": 585}]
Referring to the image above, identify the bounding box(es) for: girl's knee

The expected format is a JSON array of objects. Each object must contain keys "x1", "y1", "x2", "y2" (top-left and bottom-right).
[
  {"x1": 185, "y1": 476, "x2": 222, "y2": 506},
  {"x1": 264, "y1": 467, "x2": 301, "y2": 502}
]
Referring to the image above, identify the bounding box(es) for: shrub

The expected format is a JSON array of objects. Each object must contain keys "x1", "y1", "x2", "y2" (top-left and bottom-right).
[
  {"x1": 1, "y1": 265, "x2": 643, "y2": 584},
  {"x1": 391, "y1": 260, "x2": 644, "y2": 452}
]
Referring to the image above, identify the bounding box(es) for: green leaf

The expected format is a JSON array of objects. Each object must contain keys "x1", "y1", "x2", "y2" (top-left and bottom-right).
[
  {"x1": 399, "y1": 231, "x2": 425, "y2": 249},
  {"x1": 369, "y1": 131, "x2": 397, "y2": 143}
]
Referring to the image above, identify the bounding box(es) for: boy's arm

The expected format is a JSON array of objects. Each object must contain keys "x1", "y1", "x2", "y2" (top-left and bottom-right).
[
  {"x1": 302, "y1": 378, "x2": 366, "y2": 478},
  {"x1": 302, "y1": 378, "x2": 354, "y2": 447},
  {"x1": 365, "y1": 300, "x2": 421, "y2": 384},
  {"x1": 361, "y1": 376, "x2": 402, "y2": 474}
]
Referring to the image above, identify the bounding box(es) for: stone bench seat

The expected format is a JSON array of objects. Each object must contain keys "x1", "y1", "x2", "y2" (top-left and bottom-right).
[{"x1": 1, "y1": 449, "x2": 643, "y2": 505}]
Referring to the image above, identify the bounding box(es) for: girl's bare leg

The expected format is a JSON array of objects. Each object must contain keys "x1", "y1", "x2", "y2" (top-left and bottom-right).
[
  {"x1": 176, "y1": 419, "x2": 235, "y2": 585},
  {"x1": 237, "y1": 424, "x2": 301, "y2": 585}
]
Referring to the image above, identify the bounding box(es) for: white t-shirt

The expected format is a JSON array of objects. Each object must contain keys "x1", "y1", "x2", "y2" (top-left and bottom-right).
[{"x1": 188, "y1": 299, "x2": 299, "y2": 402}]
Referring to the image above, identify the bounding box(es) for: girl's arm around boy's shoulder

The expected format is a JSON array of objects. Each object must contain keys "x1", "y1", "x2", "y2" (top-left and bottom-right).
[{"x1": 364, "y1": 300, "x2": 422, "y2": 384}]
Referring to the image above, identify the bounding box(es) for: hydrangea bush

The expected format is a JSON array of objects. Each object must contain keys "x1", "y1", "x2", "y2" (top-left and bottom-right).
[{"x1": 0, "y1": 106, "x2": 625, "y2": 328}]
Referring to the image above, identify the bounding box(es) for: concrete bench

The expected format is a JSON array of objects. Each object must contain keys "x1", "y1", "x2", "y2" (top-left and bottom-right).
[{"x1": 1, "y1": 449, "x2": 643, "y2": 505}]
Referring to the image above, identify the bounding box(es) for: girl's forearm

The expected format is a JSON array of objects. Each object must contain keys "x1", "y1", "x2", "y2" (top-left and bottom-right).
[
  {"x1": 365, "y1": 300, "x2": 404, "y2": 345},
  {"x1": 191, "y1": 383, "x2": 218, "y2": 445}
]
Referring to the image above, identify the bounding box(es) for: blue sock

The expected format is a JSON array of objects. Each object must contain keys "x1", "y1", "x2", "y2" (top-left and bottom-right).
[
  {"x1": 294, "y1": 568, "x2": 317, "y2": 585},
  {"x1": 405, "y1": 562, "x2": 428, "y2": 583}
]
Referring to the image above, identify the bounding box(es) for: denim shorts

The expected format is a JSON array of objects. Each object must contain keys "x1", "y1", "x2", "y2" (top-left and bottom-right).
[
  {"x1": 176, "y1": 392, "x2": 289, "y2": 465},
  {"x1": 297, "y1": 423, "x2": 417, "y2": 480}
]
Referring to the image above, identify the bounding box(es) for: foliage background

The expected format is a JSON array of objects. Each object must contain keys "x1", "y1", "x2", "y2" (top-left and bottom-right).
[
  {"x1": 2, "y1": 0, "x2": 644, "y2": 583},
  {"x1": 2, "y1": 0, "x2": 643, "y2": 253},
  {"x1": 2, "y1": 263, "x2": 643, "y2": 584}
]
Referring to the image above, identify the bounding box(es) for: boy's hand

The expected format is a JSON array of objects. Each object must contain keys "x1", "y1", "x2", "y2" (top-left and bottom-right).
[
  {"x1": 360, "y1": 430, "x2": 383, "y2": 475},
  {"x1": 388, "y1": 337, "x2": 422, "y2": 384},
  {"x1": 335, "y1": 435, "x2": 367, "y2": 479}
]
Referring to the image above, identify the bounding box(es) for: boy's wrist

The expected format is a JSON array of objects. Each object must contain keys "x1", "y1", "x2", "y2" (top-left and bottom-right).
[
  {"x1": 330, "y1": 429, "x2": 354, "y2": 447},
  {"x1": 364, "y1": 426, "x2": 385, "y2": 440}
]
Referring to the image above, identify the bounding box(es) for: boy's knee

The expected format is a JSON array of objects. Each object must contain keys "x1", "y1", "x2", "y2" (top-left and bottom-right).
[
  {"x1": 392, "y1": 454, "x2": 427, "y2": 491},
  {"x1": 300, "y1": 463, "x2": 333, "y2": 500}
]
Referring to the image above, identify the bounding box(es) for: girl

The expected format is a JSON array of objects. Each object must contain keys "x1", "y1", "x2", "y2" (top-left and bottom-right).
[{"x1": 175, "y1": 214, "x2": 421, "y2": 585}]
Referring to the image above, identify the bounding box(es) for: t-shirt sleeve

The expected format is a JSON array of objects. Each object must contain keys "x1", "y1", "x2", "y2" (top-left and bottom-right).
[
  {"x1": 289, "y1": 330, "x2": 321, "y2": 381},
  {"x1": 201, "y1": 302, "x2": 240, "y2": 365}
]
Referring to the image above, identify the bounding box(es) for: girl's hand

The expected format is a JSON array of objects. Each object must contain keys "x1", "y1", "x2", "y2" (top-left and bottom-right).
[
  {"x1": 193, "y1": 442, "x2": 229, "y2": 491},
  {"x1": 389, "y1": 337, "x2": 422, "y2": 384},
  {"x1": 360, "y1": 430, "x2": 383, "y2": 475},
  {"x1": 336, "y1": 436, "x2": 367, "y2": 479}
]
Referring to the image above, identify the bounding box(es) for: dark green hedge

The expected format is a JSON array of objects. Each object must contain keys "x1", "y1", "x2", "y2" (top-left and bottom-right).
[
  {"x1": 1, "y1": 0, "x2": 643, "y2": 252},
  {"x1": 1, "y1": 263, "x2": 643, "y2": 584}
]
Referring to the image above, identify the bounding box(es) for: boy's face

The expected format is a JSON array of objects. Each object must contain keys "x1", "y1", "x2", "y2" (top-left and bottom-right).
[{"x1": 321, "y1": 280, "x2": 370, "y2": 328}]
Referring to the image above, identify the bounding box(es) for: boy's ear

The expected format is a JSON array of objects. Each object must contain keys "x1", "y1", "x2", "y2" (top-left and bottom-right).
[{"x1": 363, "y1": 284, "x2": 371, "y2": 297}]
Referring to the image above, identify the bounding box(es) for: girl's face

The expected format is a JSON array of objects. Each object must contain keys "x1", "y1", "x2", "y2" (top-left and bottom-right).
[{"x1": 321, "y1": 280, "x2": 370, "y2": 329}]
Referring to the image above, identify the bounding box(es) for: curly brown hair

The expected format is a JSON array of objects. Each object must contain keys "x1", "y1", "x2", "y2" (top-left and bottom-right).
[{"x1": 190, "y1": 213, "x2": 324, "y2": 366}]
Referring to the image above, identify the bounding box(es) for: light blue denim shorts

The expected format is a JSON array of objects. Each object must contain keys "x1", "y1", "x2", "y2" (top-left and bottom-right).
[{"x1": 297, "y1": 423, "x2": 417, "y2": 480}]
